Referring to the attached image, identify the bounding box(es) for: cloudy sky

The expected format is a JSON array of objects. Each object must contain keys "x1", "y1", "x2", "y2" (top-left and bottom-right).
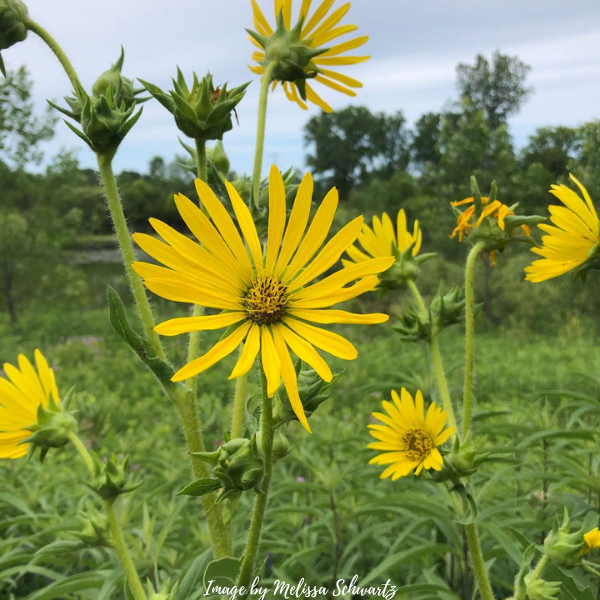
[{"x1": 5, "y1": 0, "x2": 600, "y2": 175}]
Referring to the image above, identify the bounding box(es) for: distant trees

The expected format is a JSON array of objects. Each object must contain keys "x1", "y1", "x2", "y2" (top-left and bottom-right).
[
  {"x1": 304, "y1": 106, "x2": 411, "y2": 198},
  {"x1": 0, "y1": 66, "x2": 55, "y2": 168}
]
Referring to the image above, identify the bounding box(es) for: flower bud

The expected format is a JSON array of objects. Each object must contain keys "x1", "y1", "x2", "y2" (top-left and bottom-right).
[
  {"x1": 87, "y1": 453, "x2": 140, "y2": 502},
  {"x1": 0, "y1": 0, "x2": 28, "y2": 76},
  {"x1": 48, "y1": 49, "x2": 145, "y2": 159},
  {"x1": 377, "y1": 243, "x2": 436, "y2": 291},
  {"x1": 543, "y1": 509, "x2": 585, "y2": 567},
  {"x1": 393, "y1": 283, "x2": 466, "y2": 342},
  {"x1": 433, "y1": 433, "x2": 488, "y2": 484},
  {"x1": 208, "y1": 140, "x2": 230, "y2": 176},
  {"x1": 192, "y1": 436, "x2": 265, "y2": 501},
  {"x1": 75, "y1": 506, "x2": 110, "y2": 547},
  {"x1": 140, "y1": 70, "x2": 249, "y2": 141},
  {"x1": 22, "y1": 393, "x2": 78, "y2": 461},
  {"x1": 273, "y1": 365, "x2": 340, "y2": 426},
  {"x1": 524, "y1": 574, "x2": 561, "y2": 600}
]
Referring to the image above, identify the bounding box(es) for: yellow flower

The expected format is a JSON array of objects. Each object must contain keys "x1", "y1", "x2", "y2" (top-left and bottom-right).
[
  {"x1": 582, "y1": 528, "x2": 600, "y2": 555},
  {"x1": 249, "y1": 0, "x2": 369, "y2": 112},
  {"x1": 368, "y1": 388, "x2": 453, "y2": 480},
  {"x1": 0, "y1": 350, "x2": 60, "y2": 459},
  {"x1": 343, "y1": 209, "x2": 421, "y2": 267},
  {"x1": 525, "y1": 174, "x2": 599, "y2": 282},
  {"x1": 132, "y1": 166, "x2": 392, "y2": 432}
]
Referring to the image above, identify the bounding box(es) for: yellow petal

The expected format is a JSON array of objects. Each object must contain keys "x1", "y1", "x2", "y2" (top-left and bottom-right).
[
  {"x1": 275, "y1": 324, "x2": 332, "y2": 381},
  {"x1": 265, "y1": 166, "x2": 287, "y2": 274},
  {"x1": 230, "y1": 323, "x2": 261, "y2": 379},
  {"x1": 260, "y1": 326, "x2": 281, "y2": 397},
  {"x1": 155, "y1": 312, "x2": 246, "y2": 336},
  {"x1": 284, "y1": 319, "x2": 357, "y2": 359}
]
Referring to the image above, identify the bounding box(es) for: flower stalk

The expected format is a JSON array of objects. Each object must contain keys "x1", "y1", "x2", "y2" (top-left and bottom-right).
[
  {"x1": 462, "y1": 241, "x2": 485, "y2": 439},
  {"x1": 251, "y1": 62, "x2": 276, "y2": 209},
  {"x1": 465, "y1": 521, "x2": 495, "y2": 600},
  {"x1": 237, "y1": 363, "x2": 275, "y2": 588}
]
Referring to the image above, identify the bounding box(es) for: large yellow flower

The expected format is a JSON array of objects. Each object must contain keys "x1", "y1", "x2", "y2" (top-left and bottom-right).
[
  {"x1": 0, "y1": 350, "x2": 60, "y2": 459},
  {"x1": 368, "y1": 388, "x2": 453, "y2": 480},
  {"x1": 525, "y1": 174, "x2": 599, "y2": 282},
  {"x1": 249, "y1": 0, "x2": 369, "y2": 112},
  {"x1": 132, "y1": 166, "x2": 392, "y2": 432},
  {"x1": 343, "y1": 209, "x2": 421, "y2": 268}
]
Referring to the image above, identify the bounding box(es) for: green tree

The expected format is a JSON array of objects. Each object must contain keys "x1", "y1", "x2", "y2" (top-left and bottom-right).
[
  {"x1": 0, "y1": 66, "x2": 56, "y2": 168},
  {"x1": 411, "y1": 112, "x2": 442, "y2": 170},
  {"x1": 304, "y1": 106, "x2": 411, "y2": 199},
  {"x1": 456, "y1": 51, "x2": 532, "y2": 130},
  {"x1": 521, "y1": 126, "x2": 579, "y2": 178}
]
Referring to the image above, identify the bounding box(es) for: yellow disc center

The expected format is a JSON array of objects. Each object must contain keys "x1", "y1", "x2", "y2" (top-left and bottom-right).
[
  {"x1": 402, "y1": 428, "x2": 433, "y2": 462},
  {"x1": 244, "y1": 277, "x2": 288, "y2": 325}
]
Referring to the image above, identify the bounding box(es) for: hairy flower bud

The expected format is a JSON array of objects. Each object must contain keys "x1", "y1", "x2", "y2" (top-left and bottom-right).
[
  {"x1": 140, "y1": 70, "x2": 249, "y2": 141},
  {"x1": 544, "y1": 509, "x2": 586, "y2": 567},
  {"x1": 0, "y1": 0, "x2": 28, "y2": 76},
  {"x1": 87, "y1": 453, "x2": 140, "y2": 502}
]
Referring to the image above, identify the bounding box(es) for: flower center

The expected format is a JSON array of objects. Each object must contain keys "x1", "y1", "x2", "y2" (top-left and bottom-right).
[
  {"x1": 402, "y1": 428, "x2": 433, "y2": 462},
  {"x1": 244, "y1": 277, "x2": 288, "y2": 325}
]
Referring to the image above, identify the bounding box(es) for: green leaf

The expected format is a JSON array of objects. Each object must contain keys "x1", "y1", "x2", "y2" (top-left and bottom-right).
[
  {"x1": 175, "y1": 553, "x2": 211, "y2": 600},
  {"x1": 106, "y1": 286, "x2": 175, "y2": 387},
  {"x1": 177, "y1": 478, "x2": 222, "y2": 497},
  {"x1": 203, "y1": 556, "x2": 242, "y2": 589},
  {"x1": 34, "y1": 540, "x2": 85, "y2": 556}
]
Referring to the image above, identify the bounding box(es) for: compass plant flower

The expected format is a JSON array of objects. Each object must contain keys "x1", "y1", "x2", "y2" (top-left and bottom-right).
[
  {"x1": 525, "y1": 174, "x2": 600, "y2": 282},
  {"x1": 132, "y1": 166, "x2": 392, "y2": 432},
  {"x1": 248, "y1": 0, "x2": 369, "y2": 112},
  {"x1": 583, "y1": 528, "x2": 600, "y2": 556},
  {"x1": 0, "y1": 350, "x2": 70, "y2": 459},
  {"x1": 343, "y1": 210, "x2": 434, "y2": 288},
  {"x1": 368, "y1": 388, "x2": 454, "y2": 480}
]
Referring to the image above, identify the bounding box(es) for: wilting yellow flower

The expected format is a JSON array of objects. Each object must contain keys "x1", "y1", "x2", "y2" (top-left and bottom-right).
[
  {"x1": 368, "y1": 388, "x2": 453, "y2": 480},
  {"x1": 0, "y1": 350, "x2": 60, "y2": 459},
  {"x1": 343, "y1": 209, "x2": 421, "y2": 267},
  {"x1": 133, "y1": 166, "x2": 392, "y2": 432},
  {"x1": 525, "y1": 174, "x2": 599, "y2": 283},
  {"x1": 582, "y1": 528, "x2": 600, "y2": 555},
  {"x1": 249, "y1": 0, "x2": 369, "y2": 112}
]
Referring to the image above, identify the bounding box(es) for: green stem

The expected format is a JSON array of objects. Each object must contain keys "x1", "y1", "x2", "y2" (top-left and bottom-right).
[
  {"x1": 96, "y1": 154, "x2": 166, "y2": 361},
  {"x1": 173, "y1": 388, "x2": 232, "y2": 558},
  {"x1": 103, "y1": 499, "x2": 148, "y2": 600},
  {"x1": 529, "y1": 555, "x2": 548, "y2": 585},
  {"x1": 406, "y1": 280, "x2": 458, "y2": 438},
  {"x1": 430, "y1": 336, "x2": 459, "y2": 439},
  {"x1": 24, "y1": 18, "x2": 82, "y2": 95},
  {"x1": 230, "y1": 346, "x2": 248, "y2": 439},
  {"x1": 462, "y1": 241, "x2": 485, "y2": 439},
  {"x1": 67, "y1": 431, "x2": 94, "y2": 476},
  {"x1": 237, "y1": 364, "x2": 274, "y2": 587},
  {"x1": 195, "y1": 138, "x2": 208, "y2": 183},
  {"x1": 251, "y1": 62, "x2": 276, "y2": 209},
  {"x1": 465, "y1": 522, "x2": 495, "y2": 600}
]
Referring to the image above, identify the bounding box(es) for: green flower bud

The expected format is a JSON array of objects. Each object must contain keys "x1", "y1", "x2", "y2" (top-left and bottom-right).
[
  {"x1": 256, "y1": 430, "x2": 290, "y2": 462},
  {"x1": 247, "y1": 12, "x2": 327, "y2": 100},
  {"x1": 524, "y1": 574, "x2": 561, "y2": 600},
  {"x1": 544, "y1": 509, "x2": 586, "y2": 567},
  {"x1": 75, "y1": 506, "x2": 110, "y2": 547},
  {"x1": 378, "y1": 242, "x2": 436, "y2": 291},
  {"x1": 48, "y1": 49, "x2": 145, "y2": 159},
  {"x1": 87, "y1": 453, "x2": 141, "y2": 502},
  {"x1": 192, "y1": 437, "x2": 264, "y2": 501},
  {"x1": 433, "y1": 433, "x2": 488, "y2": 483},
  {"x1": 140, "y1": 70, "x2": 249, "y2": 141},
  {"x1": 393, "y1": 283, "x2": 466, "y2": 343},
  {"x1": 91, "y1": 47, "x2": 140, "y2": 111},
  {"x1": 0, "y1": 0, "x2": 28, "y2": 76},
  {"x1": 273, "y1": 365, "x2": 341, "y2": 426},
  {"x1": 22, "y1": 393, "x2": 78, "y2": 461},
  {"x1": 147, "y1": 579, "x2": 178, "y2": 600},
  {"x1": 208, "y1": 140, "x2": 230, "y2": 175}
]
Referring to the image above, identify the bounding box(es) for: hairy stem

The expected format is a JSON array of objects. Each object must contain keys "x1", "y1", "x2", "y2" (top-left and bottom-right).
[
  {"x1": 406, "y1": 280, "x2": 459, "y2": 437},
  {"x1": 465, "y1": 522, "x2": 495, "y2": 600},
  {"x1": 230, "y1": 346, "x2": 248, "y2": 439},
  {"x1": 67, "y1": 431, "x2": 94, "y2": 476},
  {"x1": 462, "y1": 241, "x2": 485, "y2": 438},
  {"x1": 237, "y1": 364, "x2": 274, "y2": 587},
  {"x1": 104, "y1": 500, "x2": 148, "y2": 600},
  {"x1": 251, "y1": 62, "x2": 276, "y2": 209},
  {"x1": 97, "y1": 154, "x2": 166, "y2": 360}
]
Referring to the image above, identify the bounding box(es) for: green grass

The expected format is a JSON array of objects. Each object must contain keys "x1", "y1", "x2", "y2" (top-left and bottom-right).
[{"x1": 1, "y1": 289, "x2": 600, "y2": 599}]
